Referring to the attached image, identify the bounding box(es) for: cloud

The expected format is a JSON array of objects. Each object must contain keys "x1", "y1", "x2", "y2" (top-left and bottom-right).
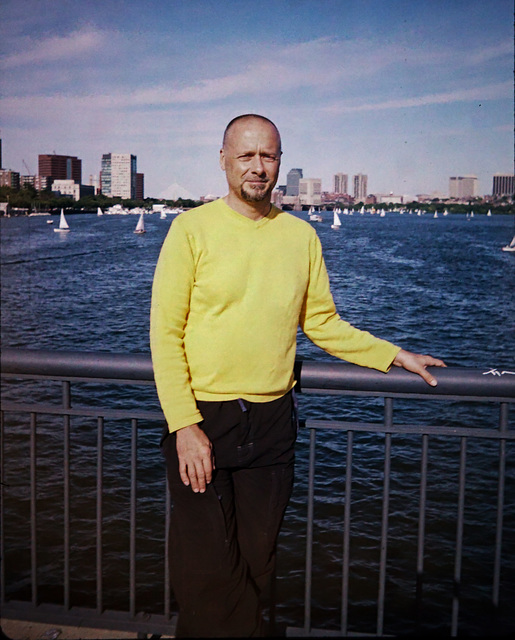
[
  {"x1": 0, "y1": 26, "x2": 106, "y2": 69},
  {"x1": 322, "y1": 81, "x2": 513, "y2": 114}
]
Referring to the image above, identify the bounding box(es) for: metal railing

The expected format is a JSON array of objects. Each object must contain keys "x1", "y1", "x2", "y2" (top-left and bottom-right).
[{"x1": 1, "y1": 348, "x2": 514, "y2": 637}]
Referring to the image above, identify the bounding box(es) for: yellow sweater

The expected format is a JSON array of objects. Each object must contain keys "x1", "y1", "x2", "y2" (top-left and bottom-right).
[{"x1": 150, "y1": 199, "x2": 400, "y2": 433}]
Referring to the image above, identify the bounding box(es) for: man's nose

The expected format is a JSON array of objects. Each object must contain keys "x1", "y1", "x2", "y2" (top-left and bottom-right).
[{"x1": 249, "y1": 155, "x2": 266, "y2": 174}]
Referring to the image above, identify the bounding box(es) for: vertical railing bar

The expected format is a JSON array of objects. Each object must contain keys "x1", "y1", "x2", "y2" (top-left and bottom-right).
[
  {"x1": 493, "y1": 403, "x2": 508, "y2": 608},
  {"x1": 303, "y1": 427, "x2": 316, "y2": 634},
  {"x1": 164, "y1": 469, "x2": 171, "y2": 619},
  {"x1": 0, "y1": 410, "x2": 5, "y2": 608},
  {"x1": 340, "y1": 430, "x2": 353, "y2": 635},
  {"x1": 96, "y1": 416, "x2": 104, "y2": 615},
  {"x1": 130, "y1": 418, "x2": 137, "y2": 617},
  {"x1": 62, "y1": 381, "x2": 71, "y2": 611},
  {"x1": 30, "y1": 411, "x2": 38, "y2": 607},
  {"x1": 377, "y1": 397, "x2": 393, "y2": 637},
  {"x1": 451, "y1": 436, "x2": 467, "y2": 637},
  {"x1": 416, "y1": 433, "x2": 429, "y2": 628}
]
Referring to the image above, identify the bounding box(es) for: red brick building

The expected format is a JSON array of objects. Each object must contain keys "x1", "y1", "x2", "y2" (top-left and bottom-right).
[{"x1": 38, "y1": 154, "x2": 82, "y2": 183}]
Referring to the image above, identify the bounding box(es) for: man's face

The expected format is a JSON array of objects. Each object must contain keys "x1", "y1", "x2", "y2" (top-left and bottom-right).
[{"x1": 220, "y1": 119, "x2": 282, "y2": 205}]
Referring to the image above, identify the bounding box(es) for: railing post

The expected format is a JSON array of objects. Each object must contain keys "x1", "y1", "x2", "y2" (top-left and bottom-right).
[
  {"x1": 1, "y1": 410, "x2": 6, "y2": 608},
  {"x1": 451, "y1": 437, "x2": 467, "y2": 636},
  {"x1": 130, "y1": 418, "x2": 138, "y2": 618},
  {"x1": 164, "y1": 470, "x2": 171, "y2": 619},
  {"x1": 96, "y1": 416, "x2": 104, "y2": 615},
  {"x1": 30, "y1": 412, "x2": 37, "y2": 608},
  {"x1": 493, "y1": 403, "x2": 508, "y2": 608},
  {"x1": 377, "y1": 397, "x2": 393, "y2": 636},
  {"x1": 416, "y1": 433, "x2": 429, "y2": 629},
  {"x1": 304, "y1": 426, "x2": 316, "y2": 634},
  {"x1": 63, "y1": 381, "x2": 71, "y2": 611},
  {"x1": 340, "y1": 430, "x2": 353, "y2": 636}
]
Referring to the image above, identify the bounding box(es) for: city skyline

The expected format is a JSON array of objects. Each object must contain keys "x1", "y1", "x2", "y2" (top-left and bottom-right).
[{"x1": 1, "y1": 0, "x2": 513, "y2": 200}]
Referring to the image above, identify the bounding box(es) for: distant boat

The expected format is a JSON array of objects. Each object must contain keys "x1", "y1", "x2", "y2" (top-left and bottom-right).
[
  {"x1": 54, "y1": 209, "x2": 70, "y2": 233},
  {"x1": 97, "y1": 207, "x2": 103, "y2": 216},
  {"x1": 308, "y1": 206, "x2": 323, "y2": 222},
  {"x1": 487, "y1": 210, "x2": 492, "y2": 217},
  {"x1": 434, "y1": 211, "x2": 438, "y2": 218},
  {"x1": 134, "y1": 212, "x2": 146, "y2": 234},
  {"x1": 501, "y1": 235, "x2": 515, "y2": 252},
  {"x1": 331, "y1": 209, "x2": 342, "y2": 230},
  {"x1": 443, "y1": 209, "x2": 449, "y2": 216}
]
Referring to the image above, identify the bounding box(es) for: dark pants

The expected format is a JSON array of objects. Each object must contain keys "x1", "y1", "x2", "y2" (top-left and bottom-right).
[{"x1": 162, "y1": 391, "x2": 297, "y2": 637}]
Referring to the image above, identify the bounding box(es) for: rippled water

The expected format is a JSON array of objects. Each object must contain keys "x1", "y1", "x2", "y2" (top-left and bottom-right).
[{"x1": 1, "y1": 210, "x2": 514, "y2": 635}]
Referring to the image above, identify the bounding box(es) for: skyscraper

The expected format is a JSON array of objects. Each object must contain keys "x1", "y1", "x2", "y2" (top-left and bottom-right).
[
  {"x1": 449, "y1": 176, "x2": 478, "y2": 199},
  {"x1": 39, "y1": 154, "x2": 82, "y2": 183},
  {"x1": 299, "y1": 178, "x2": 322, "y2": 205},
  {"x1": 286, "y1": 168, "x2": 303, "y2": 196},
  {"x1": 136, "y1": 173, "x2": 145, "y2": 200},
  {"x1": 353, "y1": 174, "x2": 368, "y2": 201},
  {"x1": 334, "y1": 173, "x2": 348, "y2": 194},
  {"x1": 492, "y1": 174, "x2": 514, "y2": 197},
  {"x1": 101, "y1": 153, "x2": 137, "y2": 199}
]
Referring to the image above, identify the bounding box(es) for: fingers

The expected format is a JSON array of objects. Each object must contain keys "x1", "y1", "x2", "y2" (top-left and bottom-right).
[
  {"x1": 182, "y1": 456, "x2": 214, "y2": 494},
  {"x1": 176, "y1": 424, "x2": 214, "y2": 493},
  {"x1": 393, "y1": 349, "x2": 446, "y2": 387}
]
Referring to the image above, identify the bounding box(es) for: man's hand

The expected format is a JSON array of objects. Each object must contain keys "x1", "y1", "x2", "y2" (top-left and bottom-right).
[
  {"x1": 393, "y1": 349, "x2": 446, "y2": 387},
  {"x1": 176, "y1": 424, "x2": 215, "y2": 493}
]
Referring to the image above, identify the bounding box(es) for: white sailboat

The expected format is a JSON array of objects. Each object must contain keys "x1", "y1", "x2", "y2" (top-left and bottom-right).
[
  {"x1": 134, "y1": 212, "x2": 146, "y2": 234},
  {"x1": 331, "y1": 209, "x2": 342, "y2": 230},
  {"x1": 487, "y1": 210, "x2": 492, "y2": 217},
  {"x1": 501, "y1": 235, "x2": 515, "y2": 252},
  {"x1": 54, "y1": 209, "x2": 70, "y2": 233},
  {"x1": 97, "y1": 207, "x2": 103, "y2": 216}
]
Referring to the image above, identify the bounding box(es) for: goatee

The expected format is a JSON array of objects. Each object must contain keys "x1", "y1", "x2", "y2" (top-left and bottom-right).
[{"x1": 240, "y1": 182, "x2": 271, "y2": 203}]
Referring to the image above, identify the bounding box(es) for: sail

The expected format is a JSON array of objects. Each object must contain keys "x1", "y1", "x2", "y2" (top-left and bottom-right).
[
  {"x1": 97, "y1": 207, "x2": 103, "y2": 216},
  {"x1": 54, "y1": 209, "x2": 70, "y2": 232},
  {"x1": 332, "y1": 211, "x2": 341, "y2": 227},
  {"x1": 134, "y1": 212, "x2": 145, "y2": 233}
]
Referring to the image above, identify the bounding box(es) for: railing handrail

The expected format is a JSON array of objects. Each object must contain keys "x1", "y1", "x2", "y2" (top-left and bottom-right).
[{"x1": 1, "y1": 347, "x2": 514, "y2": 402}]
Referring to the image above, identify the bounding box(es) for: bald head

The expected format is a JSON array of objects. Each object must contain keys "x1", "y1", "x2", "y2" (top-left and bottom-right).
[{"x1": 222, "y1": 114, "x2": 281, "y2": 151}]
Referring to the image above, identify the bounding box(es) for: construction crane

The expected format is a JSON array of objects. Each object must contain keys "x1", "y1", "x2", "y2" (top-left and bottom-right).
[{"x1": 22, "y1": 159, "x2": 32, "y2": 175}]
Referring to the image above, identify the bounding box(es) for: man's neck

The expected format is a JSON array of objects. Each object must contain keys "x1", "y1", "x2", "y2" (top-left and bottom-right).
[{"x1": 223, "y1": 194, "x2": 271, "y2": 221}]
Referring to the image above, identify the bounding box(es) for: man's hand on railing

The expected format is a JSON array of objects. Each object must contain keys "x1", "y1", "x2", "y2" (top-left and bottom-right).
[{"x1": 392, "y1": 349, "x2": 447, "y2": 387}]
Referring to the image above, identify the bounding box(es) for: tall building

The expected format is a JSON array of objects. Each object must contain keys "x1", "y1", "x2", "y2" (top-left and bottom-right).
[
  {"x1": 0, "y1": 169, "x2": 20, "y2": 189},
  {"x1": 38, "y1": 154, "x2": 82, "y2": 183},
  {"x1": 492, "y1": 174, "x2": 514, "y2": 197},
  {"x1": 299, "y1": 178, "x2": 322, "y2": 205},
  {"x1": 136, "y1": 173, "x2": 144, "y2": 200},
  {"x1": 286, "y1": 168, "x2": 303, "y2": 196},
  {"x1": 353, "y1": 174, "x2": 368, "y2": 201},
  {"x1": 101, "y1": 153, "x2": 137, "y2": 199},
  {"x1": 449, "y1": 176, "x2": 478, "y2": 199},
  {"x1": 334, "y1": 173, "x2": 348, "y2": 194}
]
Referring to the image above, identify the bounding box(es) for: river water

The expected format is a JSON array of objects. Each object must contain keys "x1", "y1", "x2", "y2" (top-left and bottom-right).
[{"x1": 1, "y1": 209, "x2": 514, "y2": 635}]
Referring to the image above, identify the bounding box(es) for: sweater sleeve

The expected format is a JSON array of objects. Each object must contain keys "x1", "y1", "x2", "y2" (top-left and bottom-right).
[
  {"x1": 150, "y1": 218, "x2": 204, "y2": 432},
  {"x1": 299, "y1": 233, "x2": 400, "y2": 372}
]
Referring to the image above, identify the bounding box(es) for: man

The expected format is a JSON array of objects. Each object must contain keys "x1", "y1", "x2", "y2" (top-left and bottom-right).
[{"x1": 150, "y1": 114, "x2": 445, "y2": 637}]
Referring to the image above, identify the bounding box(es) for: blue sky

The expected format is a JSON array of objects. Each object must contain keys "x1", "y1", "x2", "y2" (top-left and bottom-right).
[{"x1": 1, "y1": 0, "x2": 513, "y2": 200}]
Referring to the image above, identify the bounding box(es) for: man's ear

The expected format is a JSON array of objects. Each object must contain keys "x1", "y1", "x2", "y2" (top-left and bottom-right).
[{"x1": 219, "y1": 148, "x2": 226, "y2": 171}]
